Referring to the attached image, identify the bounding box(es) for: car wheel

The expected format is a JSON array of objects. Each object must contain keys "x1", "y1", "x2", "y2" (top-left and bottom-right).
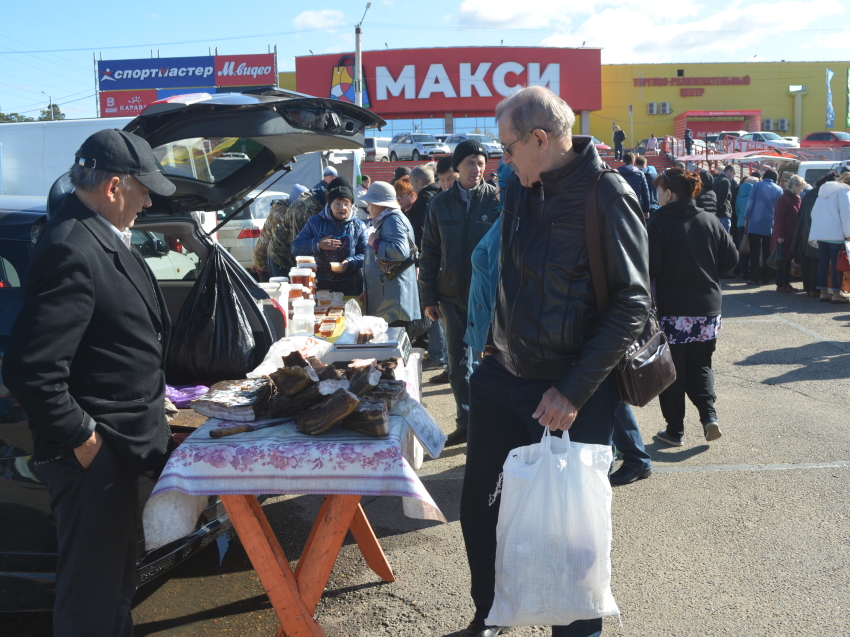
[
  {"x1": 381, "y1": 156, "x2": 389, "y2": 162},
  {"x1": 390, "y1": 152, "x2": 398, "y2": 161},
  {"x1": 412, "y1": 150, "x2": 420, "y2": 161}
]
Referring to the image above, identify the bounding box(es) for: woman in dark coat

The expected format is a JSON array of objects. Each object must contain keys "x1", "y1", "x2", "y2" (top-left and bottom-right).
[
  {"x1": 770, "y1": 174, "x2": 807, "y2": 293},
  {"x1": 792, "y1": 173, "x2": 835, "y2": 296},
  {"x1": 649, "y1": 168, "x2": 739, "y2": 447}
]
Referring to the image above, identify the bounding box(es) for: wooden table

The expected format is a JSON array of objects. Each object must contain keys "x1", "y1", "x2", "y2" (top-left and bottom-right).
[{"x1": 219, "y1": 493, "x2": 395, "y2": 637}]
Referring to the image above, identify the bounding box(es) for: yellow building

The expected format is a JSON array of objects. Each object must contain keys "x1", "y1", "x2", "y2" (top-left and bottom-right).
[{"x1": 595, "y1": 61, "x2": 849, "y2": 144}]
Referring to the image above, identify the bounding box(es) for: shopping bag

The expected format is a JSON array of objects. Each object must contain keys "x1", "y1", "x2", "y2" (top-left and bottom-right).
[
  {"x1": 329, "y1": 55, "x2": 371, "y2": 108},
  {"x1": 766, "y1": 243, "x2": 784, "y2": 270},
  {"x1": 738, "y1": 234, "x2": 751, "y2": 256},
  {"x1": 485, "y1": 428, "x2": 620, "y2": 627},
  {"x1": 166, "y1": 244, "x2": 257, "y2": 386},
  {"x1": 838, "y1": 250, "x2": 850, "y2": 272}
]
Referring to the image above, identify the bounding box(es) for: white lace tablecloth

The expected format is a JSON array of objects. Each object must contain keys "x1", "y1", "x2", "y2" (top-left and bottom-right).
[{"x1": 143, "y1": 351, "x2": 444, "y2": 550}]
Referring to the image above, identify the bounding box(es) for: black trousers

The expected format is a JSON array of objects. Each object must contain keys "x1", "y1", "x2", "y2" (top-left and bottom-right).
[
  {"x1": 461, "y1": 356, "x2": 617, "y2": 636},
  {"x1": 658, "y1": 339, "x2": 717, "y2": 437},
  {"x1": 748, "y1": 233, "x2": 772, "y2": 283},
  {"x1": 801, "y1": 255, "x2": 819, "y2": 293},
  {"x1": 775, "y1": 259, "x2": 792, "y2": 287},
  {"x1": 37, "y1": 439, "x2": 139, "y2": 637},
  {"x1": 440, "y1": 301, "x2": 470, "y2": 430}
]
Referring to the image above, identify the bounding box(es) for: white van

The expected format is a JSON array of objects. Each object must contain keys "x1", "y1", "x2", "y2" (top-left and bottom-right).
[{"x1": 364, "y1": 137, "x2": 391, "y2": 162}]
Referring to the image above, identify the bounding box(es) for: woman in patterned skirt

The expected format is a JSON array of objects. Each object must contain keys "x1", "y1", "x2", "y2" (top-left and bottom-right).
[{"x1": 648, "y1": 167, "x2": 740, "y2": 446}]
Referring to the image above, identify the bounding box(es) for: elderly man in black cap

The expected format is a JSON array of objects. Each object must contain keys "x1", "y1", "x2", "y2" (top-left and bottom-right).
[
  {"x1": 2, "y1": 129, "x2": 177, "y2": 637},
  {"x1": 420, "y1": 140, "x2": 500, "y2": 445}
]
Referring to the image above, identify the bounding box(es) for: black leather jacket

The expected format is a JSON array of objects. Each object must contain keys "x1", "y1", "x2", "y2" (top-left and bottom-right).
[
  {"x1": 489, "y1": 139, "x2": 651, "y2": 409},
  {"x1": 419, "y1": 180, "x2": 500, "y2": 308}
]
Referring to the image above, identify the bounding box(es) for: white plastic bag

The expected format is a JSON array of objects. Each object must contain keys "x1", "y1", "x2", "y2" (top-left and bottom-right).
[
  {"x1": 343, "y1": 298, "x2": 388, "y2": 337},
  {"x1": 485, "y1": 428, "x2": 619, "y2": 627}
]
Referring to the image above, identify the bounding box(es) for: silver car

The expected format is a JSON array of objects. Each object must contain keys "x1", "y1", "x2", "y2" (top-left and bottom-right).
[
  {"x1": 388, "y1": 133, "x2": 449, "y2": 161},
  {"x1": 444, "y1": 133, "x2": 502, "y2": 158},
  {"x1": 216, "y1": 191, "x2": 289, "y2": 270}
]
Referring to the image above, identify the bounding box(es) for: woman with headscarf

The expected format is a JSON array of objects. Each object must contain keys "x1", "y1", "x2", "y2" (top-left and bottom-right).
[
  {"x1": 291, "y1": 178, "x2": 368, "y2": 295},
  {"x1": 649, "y1": 167, "x2": 738, "y2": 447},
  {"x1": 771, "y1": 174, "x2": 807, "y2": 293},
  {"x1": 358, "y1": 181, "x2": 421, "y2": 328}
]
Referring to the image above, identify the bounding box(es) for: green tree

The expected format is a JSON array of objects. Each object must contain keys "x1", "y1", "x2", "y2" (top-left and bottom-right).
[
  {"x1": 38, "y1": 104, "x2": 65, "y2": 121},
  {"x1": 0, "y1": 111, "x2": 35, "y2": 122}
]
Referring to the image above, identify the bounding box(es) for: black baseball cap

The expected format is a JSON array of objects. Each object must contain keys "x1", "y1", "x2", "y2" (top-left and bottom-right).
[{"x1": 75, "y1": 129, "x2": 176, "y2": 196}]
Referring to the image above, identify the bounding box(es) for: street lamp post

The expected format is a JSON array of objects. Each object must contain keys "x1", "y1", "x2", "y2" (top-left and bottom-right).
[
  {"x1": 42, "y1": 91, "x2": 53, "y2": 121},
  {"x1": 354, "y1": 3, "x2": 371, "y2": 108}
]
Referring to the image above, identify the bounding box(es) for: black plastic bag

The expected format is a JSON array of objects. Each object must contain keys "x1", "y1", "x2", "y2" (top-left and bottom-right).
[
  {"x1": 166, "y1": 244, "x2": 256, "y2": 385},
  {"x1": 766, "y1": 242, "x2": 784, "y2": 270}
]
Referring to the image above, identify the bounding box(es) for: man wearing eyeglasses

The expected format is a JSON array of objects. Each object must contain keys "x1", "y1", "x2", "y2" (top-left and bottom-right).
[
  {"x1": 420, "y1": 140, "x2": 500, "y2": 446},
  {"x1": 458, "y1": 87, "x2": 651, "y2": 637}
]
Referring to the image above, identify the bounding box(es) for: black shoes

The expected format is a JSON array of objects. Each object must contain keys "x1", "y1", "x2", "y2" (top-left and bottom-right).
[
  {"x1": 445, "y1": 428, "x2": 468, "y2": 447},
  {"x1": 609, "y1": 464, "x2": 652, "y2": 486},
  {"x1": 655, "y1": 429, "x2": 684, "y2": 447},
  {"x1": 459, "y1": 620, "x2": 510, "y2": 637},
  {"x1": 429, "y1": 370, "x2": 450, "y2": 384},
  {"x1": 704, "y1": 421, "x2": 722, "y2": 442}
]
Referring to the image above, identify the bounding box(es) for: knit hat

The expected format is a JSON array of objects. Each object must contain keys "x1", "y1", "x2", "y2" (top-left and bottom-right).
[
  {"x1": 323, "y1": 165, "x2": 338, "y2": 177},
  {"x1": 452, "y1": 140, "x2": 489, "y2": 171},
  {"x1": 326, "y1": 176, "x2": 354, "y2": 204}
]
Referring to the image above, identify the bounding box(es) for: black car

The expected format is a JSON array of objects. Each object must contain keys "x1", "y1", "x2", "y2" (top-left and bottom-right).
[{"x1": 0, "y1": 90, "x2": 384, "y2": 611}]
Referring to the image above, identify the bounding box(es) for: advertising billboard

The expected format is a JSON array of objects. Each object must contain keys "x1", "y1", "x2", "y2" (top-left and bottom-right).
[
  {"x1": 215, "y1": 54, "x2": 276, "y2": 87},
  {"x1": 98, "y1": 57, "x2": 215, "y2": 91},
  {"x1": 295, "y1": 47, "x2": 601, "y2": 119},
  {"x1": 99, "y1": 90, "x2": 160, "y2": 117}
]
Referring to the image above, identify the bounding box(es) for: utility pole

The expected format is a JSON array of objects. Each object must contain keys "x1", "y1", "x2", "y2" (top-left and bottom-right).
[
  {"x1": 42, "y1": 91, "x2": 53, "y2": 120},
  {"x1": 354, "y1": 3, "x2": 371, "y2": 107}
]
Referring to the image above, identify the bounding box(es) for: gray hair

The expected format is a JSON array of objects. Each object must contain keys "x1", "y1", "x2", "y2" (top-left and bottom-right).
[
  {"x1": 787, "y1": 174, "x2": 807, "y2": 190},
  {"x1": 410, "y1": 164, "x2": 435, "y2": 185},
  {"x1": 69, "y1": 163, "x2": 131, "y2": 193},
  {"x1": 494, "y1": 86, "x2": 575, "y2": 141}
]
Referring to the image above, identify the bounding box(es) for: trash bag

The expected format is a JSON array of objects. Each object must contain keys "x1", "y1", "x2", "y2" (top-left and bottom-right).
[
  {"x1": 485, "y1": 428, "x2": 620, "y2": 627},
  {"x1": 166, "y1": 244, "x2": 257, "y2": 385},
  {"x1": 766, "y1": 242, "x2": 784, "y2": 270}
]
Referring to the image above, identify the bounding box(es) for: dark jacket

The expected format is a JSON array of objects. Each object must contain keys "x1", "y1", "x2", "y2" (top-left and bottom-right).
[
  {"x1": 791, "y1": 186, "x2": 821, "y2": 259},
  {"x1": 407, "y1": 182, "x2": 440, "y2": 249},
  {"x1": 489, "y1": 139, "x2": 651, "y2": 409},
  {"x1": 771, "y1": 189, "x2": 801, "y2": 253},
  {"x1": 713, "y1": 171, "x2": 733, "y2": 219},
  {"x1": 419, "y1": 179, "x2": 500, "y2": 309},
  {"x1": 613, "y1": 129, "x2": 626, "y2": 145},
  {"x1": 648, "y1": 198, "x2": 739, "y2": 317},
  {"x1": 618, "y1": 164, "x2": 650, "y2": 214},
  {"x1": 695, "y1": 170, "x2": 717, "y2": 216},
  {"x1": 312, "y1": 180, "x2": 330, "y2": 207},
  {"x1": 291, "y1": 205, "x2": 368, "y2": 288},
  {"x1": 2, "y1": 193, "x2": 172, "y2": 471}
]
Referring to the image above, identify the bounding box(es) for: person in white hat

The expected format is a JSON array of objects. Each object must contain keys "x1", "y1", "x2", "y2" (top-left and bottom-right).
[{"x1": 358, "y1": 181, "x2": 421, "y2": 327}]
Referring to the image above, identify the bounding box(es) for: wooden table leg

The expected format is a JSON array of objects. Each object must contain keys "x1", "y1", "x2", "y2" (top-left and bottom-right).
[
  {"x1": 220, "y1": 495, "x2": 325, "y2": 637},
  {"x1": 350, "y1": 504, "x2": 395, "y2": 583}
]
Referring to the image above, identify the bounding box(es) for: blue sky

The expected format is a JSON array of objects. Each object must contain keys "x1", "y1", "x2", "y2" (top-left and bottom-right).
[{"x1": 1, "y1": 0, "x2": 848, "y2": 120}]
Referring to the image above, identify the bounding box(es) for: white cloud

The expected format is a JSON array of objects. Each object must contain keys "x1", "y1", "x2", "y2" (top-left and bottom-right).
[
  {"x1": 539, "y1": 0, "x2": 843, "y2": 63},
  {"x1": 293, "y1": 9, "x2": 346, "y2": 31}
]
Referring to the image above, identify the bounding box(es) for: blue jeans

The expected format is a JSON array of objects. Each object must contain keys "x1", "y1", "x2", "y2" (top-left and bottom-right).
[
  {"x1": 817, "y1": 241, "x2": 843, "y2": 290},
  {"x1": 461, "y1": 356, "x2": 616, "y2": 636},
  {"x1": 718, "y1": 217, "x2": 731, "y2": 233},
  {"x1": 611, "y1": 403, "x2": 651, "y2": 471},
  {"x1": 427, "y1": 318, "x2": 447, "y2": 366}
]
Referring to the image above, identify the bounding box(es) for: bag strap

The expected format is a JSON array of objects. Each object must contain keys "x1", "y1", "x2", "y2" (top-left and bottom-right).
[{"x1": 584, "y1": 170, "x2": 613, "y2": 315}]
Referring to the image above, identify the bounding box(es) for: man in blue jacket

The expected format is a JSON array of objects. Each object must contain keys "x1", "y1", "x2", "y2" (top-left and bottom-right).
[
  {"x1": 618, "y1": 152, "x2": 650, "y2": 218},
  {"x1": 744, "y1": 169, "x2": 783, "y2": 284}
]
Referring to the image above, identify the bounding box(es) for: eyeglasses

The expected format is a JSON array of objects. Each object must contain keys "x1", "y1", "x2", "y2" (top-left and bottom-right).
[
  {"x1": 331, "y1": 200, "x2": 352, "y2": 209},
  {"x1": 499, "y1": 129, "x2": 549, "y2": 156}
]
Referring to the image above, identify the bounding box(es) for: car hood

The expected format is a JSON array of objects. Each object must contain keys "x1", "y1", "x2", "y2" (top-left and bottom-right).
[{"x1": 121, "y1": 89, "x2": 385, "y2": 217}]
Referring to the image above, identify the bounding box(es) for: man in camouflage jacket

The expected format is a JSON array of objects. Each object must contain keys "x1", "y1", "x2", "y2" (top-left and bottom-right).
[
  {"x1": 253, "y1": 198, "x2": 290, "y2": 275},
  {"x1": 268, "y1": 190, "x2": 322, "y2": 275}
]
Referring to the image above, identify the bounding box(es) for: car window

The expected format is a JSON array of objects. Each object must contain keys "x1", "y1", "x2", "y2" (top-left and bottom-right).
[
  {"x1": 411, "y1": 135, "x2": 437, "y2": 143},
  {"x1": 467, "y1": 135, "x2": 491, "y2": 143},
  {"x1": 378, "y1": 139, "x2": 389, "y2": 148},
  {"x1": 152, "y1": 137, "x2": 265, "y2": 184},
  {"x1": 219, "y1": 195, "x2": 277, "y2": 222},
  {"x1": 761, "y1": 133, "x2": 782, "y2": 140},
  {"x1": 0, "y1": 240, "x2": 28, "y2": 336},
  {"x1": 803, "y1": 168, "x2": 832, "y2": 183},
  {"x1": 835, "y1": 132, "x2": 850, "y2": 141},
  {"x1": 131, "y1": 230, "x2": 202, "y2": 281},
  {"x1": 364, "y1": 139, "x2": 375, "y2": 149}
]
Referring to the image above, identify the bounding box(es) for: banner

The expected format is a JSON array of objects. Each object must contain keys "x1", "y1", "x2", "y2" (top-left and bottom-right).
[
  {"x1": 214, "y1": 53, "x2": 276, "y2": 87},
  {"x1": 98, "y1": 57, "x2": 215, "y2": 91},
  {"x1": 847, "y1": 69, "x2": 850, "y2": 128},
  {"x1": 826, "y1": 68, "x2": 835, "y2": 128},
  {"x1": 99, "y1": 90, "x2": 159, "y2": 117}
]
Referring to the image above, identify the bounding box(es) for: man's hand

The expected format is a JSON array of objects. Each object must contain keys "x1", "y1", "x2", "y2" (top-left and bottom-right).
[
  {"x1": 425, "y1": 305, "x2": 443, "y2": 321},
  {"x1": 74, "y1": 429, "x2": 102, "y2": 469},
  {"x1": 318, "y1": 237, "x2": 342, "y2": 250},
  {"x1": 532, "y1": 387, "x2": 578, "y2": 431},
  {"x1": 777, "y1": 238, "x2": 785, "y2": 244},
  {"x1": 359, "y1": 291, "x2": 367, "y2": 303},
  {"x1": 339, "y1": 259, "x2": 350, "y2": 273}
]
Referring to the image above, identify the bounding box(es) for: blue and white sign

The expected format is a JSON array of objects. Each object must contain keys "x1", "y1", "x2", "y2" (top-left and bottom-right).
[
  {"x1": 826, "y1": 68, "x2": 835, "y2": 128},
  {"x1": 98, "y1": 56, "x2": 215, "y2": 91}
]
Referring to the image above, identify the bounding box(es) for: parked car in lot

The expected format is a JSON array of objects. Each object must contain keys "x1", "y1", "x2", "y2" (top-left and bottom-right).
[
  {"x1": 388, "y1": 133, "x2": 449, "y2": 161},
  {"x1": 363, "y1": 136, "x2": 391, "y2": 161},
  {"x1": 737, "y1": 132, "x2": 800, "y2": 150},
  {"x1": 590, "y1": 136, "x2": 611, "y2": 152},
  {"x1": 0, "y1": 89, "x2": 383, "y2": 611},
  {"x1": 216, "y1": 190, "x2": 289, "y2": 270},
  {"x1": 443, "y1": 133, "x2": 502, "y2": 158},
  {"x1": 801, "y1": 131, "x2": 850, "y2": 148}
]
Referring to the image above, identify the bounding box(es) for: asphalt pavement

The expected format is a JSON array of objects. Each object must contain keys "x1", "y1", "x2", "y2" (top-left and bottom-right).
[{"x1": 7, "y1": 280, "x2": 850, "y2": 636}]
